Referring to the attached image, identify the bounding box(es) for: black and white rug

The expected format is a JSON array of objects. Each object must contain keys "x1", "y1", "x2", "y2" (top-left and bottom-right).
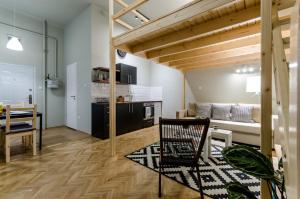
[{"x1": 125, "y1": 140, "x2": 260, "y2": 199}]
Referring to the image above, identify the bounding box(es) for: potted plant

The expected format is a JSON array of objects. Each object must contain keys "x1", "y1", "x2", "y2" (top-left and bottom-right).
[{"x1": 221, "y1": 145, "x2": 285, "y2": 199}]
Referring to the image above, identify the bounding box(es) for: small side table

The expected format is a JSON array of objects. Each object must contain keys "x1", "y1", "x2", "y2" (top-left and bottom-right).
[
  {"x1": 208, "y1": 128, "x2": 232, "y2": 156},
  {"x1": 202, "y1": 130, "x2": 211, "y2": 162}
]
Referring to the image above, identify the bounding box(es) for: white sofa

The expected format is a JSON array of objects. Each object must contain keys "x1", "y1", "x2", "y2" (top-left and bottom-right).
[{"x1": 176, "y1": 103, "x2": 264, "y2": 146}]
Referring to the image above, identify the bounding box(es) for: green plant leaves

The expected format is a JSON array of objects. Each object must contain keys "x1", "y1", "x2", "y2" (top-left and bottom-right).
[
  {"x1": 226, "y1": 182, "x2": 257, "y2": 199},
  {"x1": 222, "y1": 145, "x2": 274, "y2": 179}
]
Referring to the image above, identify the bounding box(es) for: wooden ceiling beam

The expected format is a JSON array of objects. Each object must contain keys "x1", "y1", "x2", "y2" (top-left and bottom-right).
[
  {"x1": 178, "y1": 48, "x2": 290, "y2": 72},
  {"x1": 159, "y1": 29, "x2": 290, "y2": 63},
  {"x1": 115, "y1": 19, "x2": 134, "y2": 30},
  {"x1": 159, "y1": 35, "x2": 260, "y2": 63},
  {"x1": 131, "y1": 5, "x2": 261, "y2": 53},
  {"x1": 146, "y1": 23, "x2": 261, "y2": 59},
  {"x1": 147, "y1": 16, "x2": 289, "y2": 59},
  {"x1": 113, "y1": 0, "x2": 149, "y2": 20},
  {"x1": 115, "y1": 0, "x2": 149, "y2": 22},
  {"x1": 170, "y1": 45, "x2": 261, "y2": 67},
  {"x1": 113, "y1": 0, "x2": 235, "y2": 47},
  {"x1": 179, "y1": 53, "x2": 261, "y2": 71}
]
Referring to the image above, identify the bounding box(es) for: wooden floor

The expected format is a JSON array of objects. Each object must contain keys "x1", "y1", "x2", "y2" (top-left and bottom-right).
[{"x1": 0, "y1": 126, "x2": 210, "y2": 199}]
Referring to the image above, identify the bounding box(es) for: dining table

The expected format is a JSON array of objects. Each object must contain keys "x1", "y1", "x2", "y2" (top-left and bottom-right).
[{"x1": 0, "y1": 111, "x2": 43, "y2": 150}]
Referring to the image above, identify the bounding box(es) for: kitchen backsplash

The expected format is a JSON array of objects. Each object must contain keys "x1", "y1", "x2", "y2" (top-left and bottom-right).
[{"x1": 91, "y1": 83, "x2": 163, "y2": 102}]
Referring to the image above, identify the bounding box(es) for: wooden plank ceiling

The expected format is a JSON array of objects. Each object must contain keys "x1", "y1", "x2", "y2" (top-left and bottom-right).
[{"x1": 112, "y1": 0, "x2": 294, "y2": 72}]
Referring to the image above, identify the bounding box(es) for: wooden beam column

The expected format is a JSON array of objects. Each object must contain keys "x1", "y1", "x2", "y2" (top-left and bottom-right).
[
  {"x1": 109, "y1": 0, "x2": 116, "y2": 156},
  {"x1": 182, "y1": 72, "x2": 186, "y2": 110},
  {"x1": 260, "y1": 0, "x2": 273, "y2": 198}
]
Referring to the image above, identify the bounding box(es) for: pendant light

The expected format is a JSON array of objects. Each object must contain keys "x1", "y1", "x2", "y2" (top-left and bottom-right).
[{"x1": 6, "y1": 0, "x2": 23, "y2": 51}]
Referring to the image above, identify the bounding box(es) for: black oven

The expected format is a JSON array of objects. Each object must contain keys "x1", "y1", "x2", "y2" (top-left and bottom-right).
[{"x1": 143, "y1": 103, "x2": 154, "y2": 127}]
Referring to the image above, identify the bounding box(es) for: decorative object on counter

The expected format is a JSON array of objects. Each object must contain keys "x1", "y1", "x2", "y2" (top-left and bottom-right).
[
  {"x1": 94, "y1": 97, "x2": 109, "y2": 103},
  {"x1": 117, "y1": 96, "x2": 125, "y2": 103},
  {"x1": 124, "y1": 94, "x2": 133, "y2": 102},
  {"x1": 117, "y1": 49, "x2": 127, "y2": 58},
  {"x1": 0, "y1": 102, "x2": 4, "y2": 114}
]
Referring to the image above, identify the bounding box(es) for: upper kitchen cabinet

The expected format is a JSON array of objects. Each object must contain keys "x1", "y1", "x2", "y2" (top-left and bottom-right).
[{"x1": 116, "y1": 63, "x2": 137, "y2": 85}]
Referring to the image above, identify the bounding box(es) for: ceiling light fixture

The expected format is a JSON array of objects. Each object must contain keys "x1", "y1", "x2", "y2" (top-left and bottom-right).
[
  {"x1": 135, "y1": 16, "x2": 139, "y2": 19},
  {"x1": 236, "y1": 69, "x2": 241, "y2": 73},
  {"x1": 242, "y1": 68, "x2": 247, "y2": 73},
  {"x1": 6, "y1": 35, "x2": 23, "y2": 51},
  {"x1": 248, "y1": 67, "x2": 254, "y2": 72},
  {"x1": 6, "y1": 0, "x2": 23, "y2": 51}
]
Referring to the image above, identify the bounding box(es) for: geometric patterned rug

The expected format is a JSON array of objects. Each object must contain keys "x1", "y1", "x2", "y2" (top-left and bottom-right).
[{"x1": 125, "y1": 140, "x2": 260, "y2": 199}]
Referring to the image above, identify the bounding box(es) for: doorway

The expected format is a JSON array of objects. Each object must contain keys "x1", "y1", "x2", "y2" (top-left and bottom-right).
[{"x1": 66, "y1": 63, "x2": 78, "y2": 130}]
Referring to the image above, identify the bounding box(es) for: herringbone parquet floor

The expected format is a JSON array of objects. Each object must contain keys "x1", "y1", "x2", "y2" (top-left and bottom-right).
[{"x1": 0, "y1": 126, "x2": 210, "y2": 199}]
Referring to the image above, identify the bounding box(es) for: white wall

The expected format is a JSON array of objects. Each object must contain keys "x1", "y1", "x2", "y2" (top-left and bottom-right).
[
  {"x1": 149, "y1": 63, "x2": 183, "y2": 118},
  {"x1": 0, "y1": 6, "x2": 65, "y2": 128},
  {"x1": 64, "y1": 5, "x2": 92, "y2": 133},
  {"x1": 67, "y1": 4, "x2": 184, "y2": 133},
  {"x1": 185, "y1": 66, "x2": 261, "y2": 104}
]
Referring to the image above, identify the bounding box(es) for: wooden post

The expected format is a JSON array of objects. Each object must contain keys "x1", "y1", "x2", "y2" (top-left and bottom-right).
[
  {"x1": 109, "y1": 0, "x2": 116, "y2": 156},
  {"x1": 272, "y1": 7, "x2": 289, "y2": 152},
  {"x1": 182, "y1": 72, "x2": 186, "y2": 110},
  {"x1": 286, "y1": 0, "x2": 300, "y2": 197},
  {"x1": 260, "y1": 0, "x2": 273, "y2": 198}
]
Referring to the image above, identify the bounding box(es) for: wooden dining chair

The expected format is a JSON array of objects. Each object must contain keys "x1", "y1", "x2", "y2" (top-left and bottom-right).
[
  {"x1": 158, "y1": 118, "x2": 210, "y2": 199},
  {"x1": 2, "y1": 105, "x2": 37, "y2": 163}
]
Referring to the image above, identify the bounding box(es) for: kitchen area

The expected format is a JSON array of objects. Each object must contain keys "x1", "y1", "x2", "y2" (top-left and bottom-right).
[{"x1": 91, "y1": 63, "x2": 162, "y2": 139}]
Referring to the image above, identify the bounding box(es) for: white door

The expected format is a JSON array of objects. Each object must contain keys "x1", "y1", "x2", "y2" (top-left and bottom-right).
[
  {"x1": 0, "y1": 63, "x2": 35, "y2": 104},
  {"x1": 66, "y1": 63, "x2": 77, "y2": 130}
]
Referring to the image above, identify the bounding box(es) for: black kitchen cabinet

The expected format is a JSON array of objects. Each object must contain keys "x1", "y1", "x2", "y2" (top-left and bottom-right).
[
  {"x1": 92, "y1": 102, "x2": 145, "y2": 139},
  {"x1": 116, "y1": 63, "x2": 137, "y2": 85},
  {"x1": 92, "y1": 103, "x2": 109, "y2": 139},
  {"x1": 116, "y1": 103, "x2": 144, "y2": 134},
  {"x1": 116, "y1": 103, "x2": 130, "y2": 135},
  {"x1": 130, "y1": 103, "x2": 144, "y2": 131}
]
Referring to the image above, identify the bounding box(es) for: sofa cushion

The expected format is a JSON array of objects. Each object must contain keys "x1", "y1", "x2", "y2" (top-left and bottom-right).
[
  {"x1": 238, "y1": 103, "x2": 261, "y2": 123},
  {"x1": 211, "y1": 119, "x2": 261, "y2": 135},
  {"x1": 196, "y1": 103, "x2": 211, "y2": 118},
  {"x1": 231, "y1": 105, "x2": 253, "y2": 123},
  {"x1": 252, "y1": 105, "x2": 261, "y2": 123},
  {"x1": 188, "y1": 103, "x2": 197, "y2": 117},
  {"x1": 212, "y1": 104, "x2": 231, "y2": 121}
]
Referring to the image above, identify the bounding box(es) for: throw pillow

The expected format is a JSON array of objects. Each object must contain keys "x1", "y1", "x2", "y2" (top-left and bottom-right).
[
  {"x1": 196, "y1": 103, "x2": 212, "y2": 119},
  {"x1": 212, "y1": 104, "x2": 231, "y2": 120},
  {"x1": 231, "y1": 105, "x2": 254, "y2": 123}
]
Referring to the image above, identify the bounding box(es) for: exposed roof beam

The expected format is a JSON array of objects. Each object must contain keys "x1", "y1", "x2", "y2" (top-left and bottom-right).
[
  {"x1": 113, "y1": 0, "x2": 235, "y2": 47},
  {"x1": 170, "y1": 45, "x2": 261, "y2": 67},
  {"x1": 147, "y1": 23, "x2": 261, "y2": 59},
  {"x1": 115, "y1": 0, "x2": 149, "y2": 22},
  {"x1": 146, "y1": 16, "x2": 289, "y2": 59},
  {"x1": 113, "y1": 0, "x2": 149, "y2": 20},
  {"x1": 131, "y1": 5, "x2": 261, "y2": 53},
  {"x1": 178, "y1": 48, "x2": 290, "y2": 72},
  {"x1": 179, "y1": 53, "x2": 261, "y2": 71},
  {"x1": 115, "y1": 19, "x2": 134, "y2": 30},
  {"x1": 159, "y1": 35, "x2": 260, "y2": 63},
  {"x1": 159, "y1": 29, "x2": 290, "y2": 63}
]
